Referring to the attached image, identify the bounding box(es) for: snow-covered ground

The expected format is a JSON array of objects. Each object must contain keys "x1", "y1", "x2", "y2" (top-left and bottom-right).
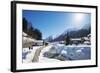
[
  {"x1": 22, "y1": 45, "x2": 61, "y2": 63},
  {"x1": 39, "y1": 44, "x2": 60, "y2": 62},
  {"x1": 22, "y1": 43, "x2": 91, "y2": 63},
  {"x1": 22, "y1": 46, "x2": 42, "y2": 63},
  {"x1": 44, "y1": 43, "x2": 91, "y2": 61}
]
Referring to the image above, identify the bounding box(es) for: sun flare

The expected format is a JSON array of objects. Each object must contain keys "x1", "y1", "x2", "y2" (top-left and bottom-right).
[
  {"x1": 73, "y1": 13, "x2": 85, "y2": 28},
  {"x1": 74, "y1": 13, "x2": 84, "y2": 23}
]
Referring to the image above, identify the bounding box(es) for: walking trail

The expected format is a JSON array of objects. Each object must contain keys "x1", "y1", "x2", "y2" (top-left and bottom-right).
[{"x1": 32, "y1": 46, "x2": 48, "y2": 62}]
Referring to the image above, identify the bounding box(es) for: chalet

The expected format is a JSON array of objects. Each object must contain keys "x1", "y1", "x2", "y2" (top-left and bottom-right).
[
  {"x1": 22, "y1": 32, "x2": 48, "y2": 49},
  {"x1": 70, "y1": 38, "x2": 82, "y2": 44},
  {"x1": 69, "y1": 34, "x2": 91, "y2": 45}
]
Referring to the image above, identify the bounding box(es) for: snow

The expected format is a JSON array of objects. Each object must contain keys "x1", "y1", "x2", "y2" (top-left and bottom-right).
[
  {"x1": 23, "y1": 37, "x2": 36, "y2": 43},
  {"x1": 22, "y1": 32, "x2": 28, "y2": 36},
  {"x1": 22, "y1": 43, "x2": 91, "y2": 63},
  {"x1": 76, "y1": 49, "x2": 82, "y2": 53},
  {"x1": 22, "y1": 46, "x2": 42, "y2": 63},
  {"x1": 41, "y1": 44, "x2": 91, "y2": 61},
  {"x1": 39, "y1": 45, "x2": 60, "y2": 62},
  {"x1": 22, "y1": 45, "x2": 60, "y2": 63},
  {"x1": 67, "y1": 44, "x2": 90, "y2": 47},
  {"x1": 22, "y1": 40, "x2": 91, "y2": 63},
  {"x1": 61, "y1": 50, "x2": 67, "y2": 55},
  {"x1": 71, "y1": 38, "x2": 81, "y2": 41},
  {"x1": 22, "y1": 32, "x2": 91, "y2": 63}
]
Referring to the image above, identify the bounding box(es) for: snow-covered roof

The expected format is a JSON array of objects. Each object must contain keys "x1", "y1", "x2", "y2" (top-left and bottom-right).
[
  {"x1": 84, "y1": 37, "x2": 89, "y2": 40},
  {"x1": 23, "y1": 32, "x2": 36, "y2": 43},
  {"x1": 87, "y1": 34, "x2": 91, "y2": 37},
  {"x1": 23, "y1": 32, "x2": 28, "y2": 37},
  {"x1": 23, "y1": 37, "x2": 36, "y2": 43},
  {"x1": 70, "y1": 38, "x2": 81, "y2": 41}
]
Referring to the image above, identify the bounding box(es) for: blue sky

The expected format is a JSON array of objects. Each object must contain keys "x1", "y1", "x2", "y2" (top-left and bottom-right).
[{"x1": 23, "y1": 10, "x2": 91, "y2": 39}]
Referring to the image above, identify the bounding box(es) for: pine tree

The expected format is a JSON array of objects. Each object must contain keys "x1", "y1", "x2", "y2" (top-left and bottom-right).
[{"x1": 65, "y1": 32, "x2": 70, "y2": 45}]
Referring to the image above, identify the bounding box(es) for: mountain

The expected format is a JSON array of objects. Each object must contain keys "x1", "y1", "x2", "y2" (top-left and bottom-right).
[
  {"x1": 51, "y1": 27, "x2": 90, "y2": 42},
  {"x1": 44, "y1": 36, "x2": 54, "y2": 42}
]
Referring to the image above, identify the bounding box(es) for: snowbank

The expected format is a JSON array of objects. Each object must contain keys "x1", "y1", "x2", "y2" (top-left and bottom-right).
[
  {"x1": 22, "y1": 46, "x2": 42, "y2": 63},
  {"x1": 39, "y1": 45, "x2": 60, "y2": 62}
]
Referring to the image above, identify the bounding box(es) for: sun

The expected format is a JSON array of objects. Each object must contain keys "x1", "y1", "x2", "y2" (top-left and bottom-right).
[
  {"x1": 74, "y1": 13, "x2": 85, "y2": 28},
  {"x1": 75, "y1": 13, "x2": 84, "y2": 23}
]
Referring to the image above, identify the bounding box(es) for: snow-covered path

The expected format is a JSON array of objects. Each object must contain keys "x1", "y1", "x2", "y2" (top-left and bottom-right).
[
  {"x1": 22, "y1": 46, "x2": 42, "y2": 63},
  {"x1": 32, "y1": 46, "x2": 46, "y2": 62},
  {"x1": 23, "y1": 43, "x2": 91, "y2": 63}
]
